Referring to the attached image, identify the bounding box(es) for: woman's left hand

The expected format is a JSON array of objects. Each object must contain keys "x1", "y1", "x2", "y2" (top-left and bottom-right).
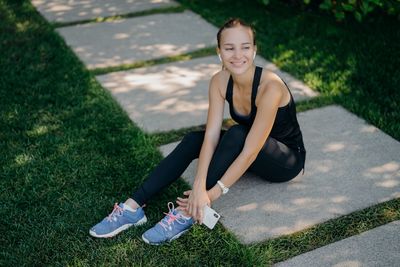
[
  {"x1": 189, "y1": 187, "x2": 211, "y2": 223},
  {"x1": 176, "y1": 186, "x2": 222, "y2": 223},
  {"x1": 176, "y1": 188, "x2": 209, "y2": 223}
]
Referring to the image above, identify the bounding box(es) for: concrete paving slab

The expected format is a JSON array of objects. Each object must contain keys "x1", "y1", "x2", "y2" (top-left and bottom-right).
[
  {"x1": 56, "y1": 10, "x2": 218, "y2": 69},
  {"x1": 275, "y1": 220, "x2": 400, "y2": 267},
  {"x1": 96, "y1": 56, "x2": 318, "y2": 133},
  {"x1": 159, "y1": 105, "x2": 400, "y2": 244},
  {"x1": 31, "y1": 0, "x2": 179, "y2": 23}
]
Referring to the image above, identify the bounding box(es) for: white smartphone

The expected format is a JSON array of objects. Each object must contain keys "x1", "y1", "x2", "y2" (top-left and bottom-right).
[{"x1": 202, "y1": 205, "x2": 220, "y2": 229}]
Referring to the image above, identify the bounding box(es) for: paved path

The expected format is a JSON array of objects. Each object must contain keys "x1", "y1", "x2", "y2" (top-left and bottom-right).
[
  {"x1": 56, "y1": 10, "x2": 217, "y2": 69},
  {"x1": 275, "y1": 220, "x2": 400, "y2": 267},
  {"x1": 96, "y1": 55, "x2": 317, "y2": 132},
  {"x1": 31, "y1": 0, "x2": 400, "y2": 263},
  {"x1": 160, "y1": 105, "x2": 400, "y2": 243},
  {"x1": 32, "y1": 0, "x2": 179, "y2": 23}
]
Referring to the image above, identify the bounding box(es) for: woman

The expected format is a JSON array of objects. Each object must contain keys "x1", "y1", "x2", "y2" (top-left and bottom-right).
[{"x1": 90, "y1": 18, "x2": 306, "y2": 245}]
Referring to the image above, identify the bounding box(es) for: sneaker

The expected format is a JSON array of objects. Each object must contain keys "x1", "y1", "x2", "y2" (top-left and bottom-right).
[
  {"x1": 89, "y1": 202, "x2": 147, "y2": 238},
  {"x1": 142, "y1": 202, "x2": 194, "y2": 245}
]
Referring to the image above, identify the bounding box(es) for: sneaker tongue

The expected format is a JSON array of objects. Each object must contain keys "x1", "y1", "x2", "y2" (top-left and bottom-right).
[
  {"x1": 163, "y1": 209, "x2": 179, "y2": 223},
  {"x1": 174, "y1": 209, "x2": 191, "y2": 219},
  {"x1": 171, "y1": 209, "x2": 179, "y2": 215}
]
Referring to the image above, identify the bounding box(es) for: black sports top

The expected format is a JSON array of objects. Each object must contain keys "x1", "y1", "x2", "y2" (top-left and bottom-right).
[{"x1": 225, "y1": 66, "x2": 306, "y2": 173}]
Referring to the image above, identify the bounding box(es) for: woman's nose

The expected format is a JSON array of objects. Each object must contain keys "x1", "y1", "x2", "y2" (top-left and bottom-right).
[{"x1": 233, "y1": 49, "x2": 242, "y2": 59}]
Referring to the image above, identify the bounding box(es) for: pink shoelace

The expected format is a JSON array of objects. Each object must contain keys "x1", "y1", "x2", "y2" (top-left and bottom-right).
[
  {"x1": 106, "y1": 203, "x2": 123, "y2": 222},
  {"x1": 158, "y1": 202, "x2": 187, "y2": 231}
]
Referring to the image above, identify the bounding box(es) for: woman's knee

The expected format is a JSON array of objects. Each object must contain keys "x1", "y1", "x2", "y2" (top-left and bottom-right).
[
  {"x1": 221, "y1": 124, "x2": 248, "y2": 146},
  {"x1": 180, "y1": 130, "x2": 204, "y2": 148}
]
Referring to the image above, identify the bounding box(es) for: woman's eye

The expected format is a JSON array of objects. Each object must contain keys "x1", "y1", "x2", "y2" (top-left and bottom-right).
[
  {"x1": 243, "y1": 47, "x2": 250, "y2": 50},
  {"x1": 225, "y1": 48, "x2": 233, "y2": 51}
]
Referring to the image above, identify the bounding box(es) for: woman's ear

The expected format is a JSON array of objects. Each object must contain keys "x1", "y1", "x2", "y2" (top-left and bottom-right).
[{"x1": 216, "y1": 48, "x2": 221, "y2": 62}]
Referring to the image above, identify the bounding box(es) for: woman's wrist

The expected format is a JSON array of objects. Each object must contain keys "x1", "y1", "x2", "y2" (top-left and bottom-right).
[
  {"x1": 208, "y1": 185, "x2": 222, "y2": 202},
  {"x1": 193, "y1": 178, "x2": 206, "y2": 191}
]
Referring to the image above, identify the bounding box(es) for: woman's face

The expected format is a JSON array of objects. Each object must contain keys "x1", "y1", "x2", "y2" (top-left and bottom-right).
[{"x1": 218, "y1": 26, "x2": 256, "y2": 75}]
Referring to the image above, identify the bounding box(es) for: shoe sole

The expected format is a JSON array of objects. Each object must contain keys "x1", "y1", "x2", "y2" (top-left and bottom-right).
[
  {"x1": 141, "y1": 228, "x2": 190, "y2": 245},
  {"x1": 89, "y1": 215, "x2": 148, "y2": 238}
]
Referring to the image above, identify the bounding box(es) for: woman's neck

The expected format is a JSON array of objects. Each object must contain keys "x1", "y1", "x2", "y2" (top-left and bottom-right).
[{"x1": 231, "y1": 65, "x2": 256, "y2": 92}]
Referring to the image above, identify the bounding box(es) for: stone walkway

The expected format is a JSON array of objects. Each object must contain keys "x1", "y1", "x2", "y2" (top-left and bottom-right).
[
  {"x1": 160, "y1": 105, "x2": 400, "y2": 243},
  {"x1": 32, "y1": 0, "x2": 400, "y2": 262},
  {"x1": 275, "y1": 220, "x2": 400, "y2": 267}
]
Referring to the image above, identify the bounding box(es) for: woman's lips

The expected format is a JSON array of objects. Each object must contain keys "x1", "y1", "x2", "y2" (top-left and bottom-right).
[{"x1": 230, "y1": 60, "x2": 246, "y2": 67}]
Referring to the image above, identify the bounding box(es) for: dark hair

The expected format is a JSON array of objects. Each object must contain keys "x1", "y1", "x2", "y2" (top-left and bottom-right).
[{"x1": 216, "y1": 18, "x2": 256, "y2": 48}]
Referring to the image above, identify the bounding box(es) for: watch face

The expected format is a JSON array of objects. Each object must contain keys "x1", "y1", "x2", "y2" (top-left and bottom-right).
[{"x1": 218, "y1": 181, "x2": 228, "y2": 194}]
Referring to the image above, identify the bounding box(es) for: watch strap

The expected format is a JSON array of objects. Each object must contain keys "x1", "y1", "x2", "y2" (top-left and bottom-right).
[{"x1": 217, "y1": 180, "x2": 229, "y2": 194}]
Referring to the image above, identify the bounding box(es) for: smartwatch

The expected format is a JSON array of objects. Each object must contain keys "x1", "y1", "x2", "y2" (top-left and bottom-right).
[{"x1": 217, "y1": 180, "x2": 229, "y2": 195}]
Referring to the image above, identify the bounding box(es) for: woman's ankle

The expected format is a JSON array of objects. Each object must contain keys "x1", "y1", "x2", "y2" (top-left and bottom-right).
[{"x1": 124, "y1": 198, "x2": 140, "y2": 210}]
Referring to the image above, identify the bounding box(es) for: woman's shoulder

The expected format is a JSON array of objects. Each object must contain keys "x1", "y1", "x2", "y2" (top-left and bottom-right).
[
  {"x1": 210, "y1": 69, "x2": 231, "y2": 100},
  {"x1": 259, "y1": 68, "x2": 284, "y2": 87},
  {"x1": 257, "y1": 68, "x2": 291, "y2": 108}
]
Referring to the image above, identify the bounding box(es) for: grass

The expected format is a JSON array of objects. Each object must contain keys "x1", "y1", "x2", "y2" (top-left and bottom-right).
[
  {"x1": 52, "y1": 5, "x2": 186, "y2": 28},
  {"x1": 176, "y1": 0, "x2": 400, "y2": 141},
  {"x1": 1, "y1": 0, "x2": 399, "y2": 266}
]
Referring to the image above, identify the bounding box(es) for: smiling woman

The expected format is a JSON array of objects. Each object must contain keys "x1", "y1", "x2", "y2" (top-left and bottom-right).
[{"x1": 89, "y1": 17, "x2": 306, "y2": 246}]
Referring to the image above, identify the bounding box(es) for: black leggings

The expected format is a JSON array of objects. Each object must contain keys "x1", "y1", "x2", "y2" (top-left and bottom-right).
[{"x1": 132, "y1": 124, "x2": 304, "y2": 206}]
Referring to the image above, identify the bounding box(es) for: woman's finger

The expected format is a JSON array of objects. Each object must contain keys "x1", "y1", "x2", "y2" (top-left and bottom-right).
[
  {"x1": 198, "y1": 207, "x2": 204, "y2": 225},
  {"x1": 176, "y1": 200, "x2": 187, "y2": 208},
  {"x1": 188, "y1": 203, "x2": 192, "y2": 216},
  {"x1": 177, "y1": 197, "x2": 188, "y2": 202},
  {"x1": 191, "y1": 206, "x2": 196, "y2": 218},
  {"x1": 176, "y1": 197, "x2": 187, "y2": 203},
  {"x1": 176, "y1": 199, "x2": 185, "y2": 205},
  {"x1": 183, "y1": 190, "x2": 191, "y2": 196}
]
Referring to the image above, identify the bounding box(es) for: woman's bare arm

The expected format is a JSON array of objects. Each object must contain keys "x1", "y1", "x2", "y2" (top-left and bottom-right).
[
  {"x1": 186, "y1": 73, "x2": 226, "y2": 222},
  {"x1": 192, "y1": 73, "x2": 225, "y2": 189},
  {"x1": 207, "y1": 79, "x2": 284, "y2": 199}
]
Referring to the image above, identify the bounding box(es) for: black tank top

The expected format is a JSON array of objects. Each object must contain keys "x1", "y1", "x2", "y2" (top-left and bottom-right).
[{"x1": 225, "y1": 66, "x2": 306, "y2": 173}]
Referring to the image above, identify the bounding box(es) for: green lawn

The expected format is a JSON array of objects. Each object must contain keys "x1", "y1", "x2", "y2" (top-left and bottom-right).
[{"x1": 1, "y1": 0, "x2": 399, "y2": 266}]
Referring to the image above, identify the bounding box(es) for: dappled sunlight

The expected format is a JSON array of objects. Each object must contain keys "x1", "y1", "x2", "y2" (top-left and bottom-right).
[
  {"x1": 147, "y1": 98, "x2": 208, "y2": 113},
  {"x1": 113, "y1": 32, "x2": 130, "y2": 40},
  {"x1": 292, "y1": 197, "x2": 318, "y2": 206},
  {"x1": 26, "y1": 125, "x2": 51, "y2": 137},
  {"x1": 332, "y1": 261, "x2": 362, "y2": 267},
  {"x1": 108, "y1": 65, "x2": 211, "y2": 93},
  {"x1": 177, "y1": 105, "x2": 400, "y2": 243},
  {"x1": 14, "y1": 153, "x2": 34, "y2": 166},
  {"x1": 362, "y1": 162, "x2": 400, "y2": 189},
  {"x1": 331, "y1": 195, "x2": 348, "y2": 203},
  {"x1": 56, "y1": 10, "x2": 217, "y2": 69},
  {"x1": 139, "y1": 43, "x2": 193, "y2": 58},
  {"x1": 16, "y1": 21, "x2": 31, "y2": 32},
  {"x1": 376, "y1": 179, "x2": 399, "y2": 188},
  {"x1": 236, "y1": 202, "x2": 258, "y2": 212},
  {"x1": 32, "y1": 0, "x2": 178, "y2": 23},
  {"x1": 96, "y1": 59, "x2": 222, "y2": 131},
  {"x1": 322, "y1": 142, "x2": 345, "y2": 152},
  {"x1": 262, "y1": 202, "x2": 284, "y2": 212},
  {"x1": 367, "y1": 162, "x2": 399, "y2": 174},
  {"x1": 360, "y1": 125, "x2": 378, "y2": 133},
  {"x1": 276, "y1": 221, "x2": 400, "y2": 265},
  {"x1": 326, "y1": 206, "x2": 345, "y2": 214},
  {"x1": 245, "y1": 219, "x2": 316, "y2": 238},
  {"x1": 309, "y1": 159, "x2": 334, "y2": 174}
]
